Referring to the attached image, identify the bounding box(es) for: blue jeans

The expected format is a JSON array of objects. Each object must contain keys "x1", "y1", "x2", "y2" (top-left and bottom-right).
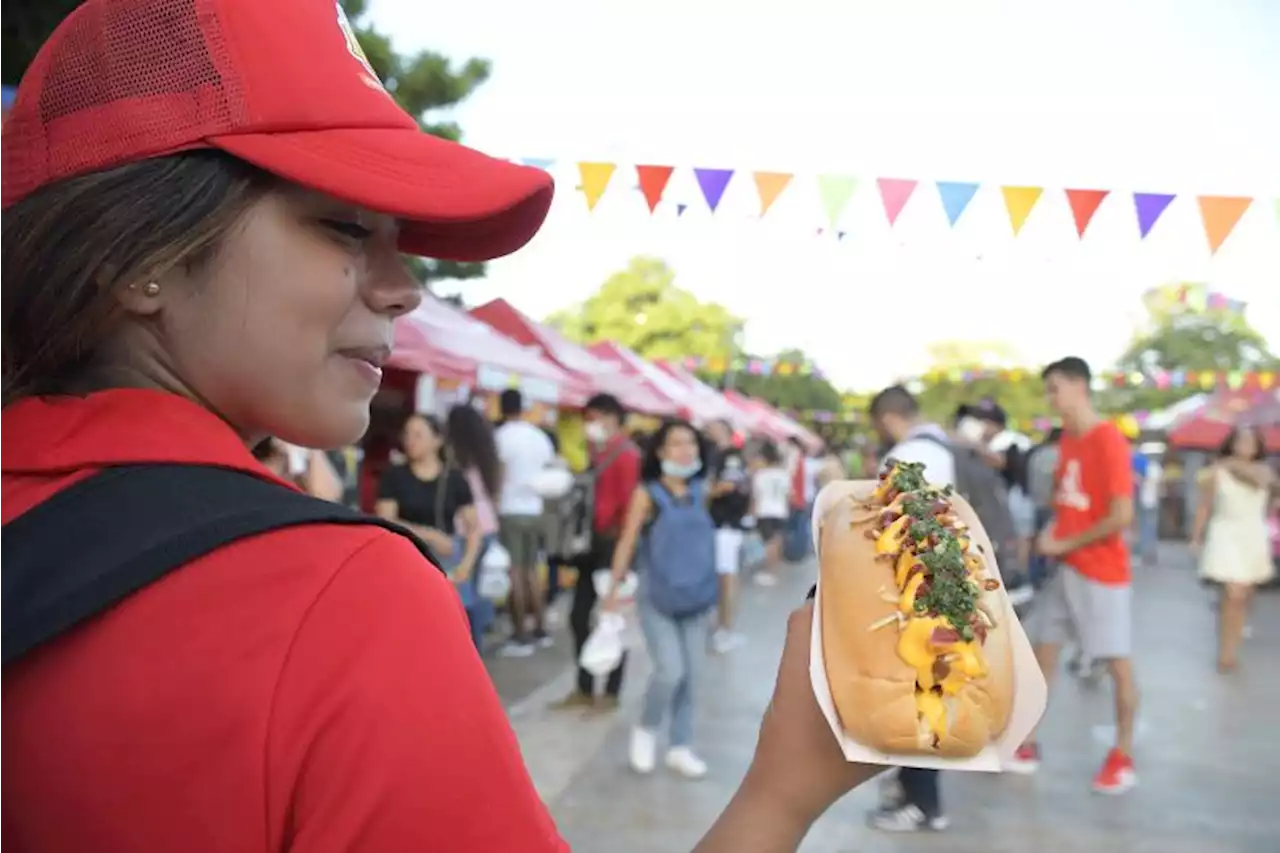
[
  {"x1": 784, "y1": 504, "x2": 813, "y2": 562},
  {"x1": 445, "y1": 534, "x2": 496, "y2": 650},
  {"x1": 638, "y1": 598, "x2": 711, "y2": 748}
]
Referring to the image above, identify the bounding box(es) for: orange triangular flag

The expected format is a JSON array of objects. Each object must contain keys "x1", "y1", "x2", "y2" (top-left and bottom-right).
[
  {"x1": 1001, "y1": 186, "x2": 1044, "y2": 236},
  {"x1": 1065, "y1": 189, "x2": 1110, "y2": 238},
  {"x1": 635, "y1": 165, "x2": 674, "y2": 213},
  {"x1": 577, "y1": 162, "x2": 616, "y2": 211},
  {"x1": 753, "y1": 171, "x2": 793, "y2": 216},
  {"x1": 1197, "y1": 195, "x2": 1252, "y2": 254}
]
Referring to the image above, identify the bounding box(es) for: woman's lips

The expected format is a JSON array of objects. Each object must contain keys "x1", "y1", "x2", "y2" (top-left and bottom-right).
[{"x1": 336, "y1": 346, "x2": 390, "y2": 388}]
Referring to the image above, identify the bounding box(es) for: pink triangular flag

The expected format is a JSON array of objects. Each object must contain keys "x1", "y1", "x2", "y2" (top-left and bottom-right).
[{"x1": 876, "y1": 178, "x2": 919, "y2": 226}]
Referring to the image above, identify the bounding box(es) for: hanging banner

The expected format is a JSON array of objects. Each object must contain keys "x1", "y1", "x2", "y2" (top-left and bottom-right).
[
  {"x1": 817, "y1": 174, "x2": 858, "y2": 228},
  {"x1": 577, "y1": 161, "x2": 616, "y2": 211},
  {"x1": 877, "y1": 178, "x2": 918, "y2": 227},
  {"x1": 694, "y1": 168, "x2": 735, "y2": 212},
  {"x1": 1133, "y1": 192, "x2": 1175, "y2": 239},
  {"x1": 522, "y1": 157, "x2": 555, "y2": 171},
  {"x1": 753, "y1": 171, "x2": 794, "y2": 216},
  {"x1": 636, "y1": 164, "x2": 675, "y2": 213},
  {"x1": 1001, "y1": 185, "x2": 1043, "y2": 236},
  {"x1": 1065, "y1": 188, "x2": 1109, "y2": 238},
  {"x1": 936, "y1": 181, "x2": 980, "y2": 226},
  {"x1": 1197, "y1": 195, "x2": 1253, "y2": 254}
]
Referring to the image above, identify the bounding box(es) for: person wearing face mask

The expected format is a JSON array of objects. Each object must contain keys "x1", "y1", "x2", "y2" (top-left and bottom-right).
[
  {"x1": 603, "y1": 419, "x2": 720, "y2": 778},
  {"x1": 553, "y1": 393, "x2": 640, "y2": 710}
]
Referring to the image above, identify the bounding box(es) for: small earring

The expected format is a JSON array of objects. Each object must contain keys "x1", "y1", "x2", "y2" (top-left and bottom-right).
[{"x1": 142, "y1": 282, "x2": 161, "y2": 297}]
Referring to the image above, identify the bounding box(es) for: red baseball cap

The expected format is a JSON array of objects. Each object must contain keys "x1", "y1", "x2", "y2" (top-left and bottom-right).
[{"x1": 0, "y1": 0, "x2": 554, "y2": 262}]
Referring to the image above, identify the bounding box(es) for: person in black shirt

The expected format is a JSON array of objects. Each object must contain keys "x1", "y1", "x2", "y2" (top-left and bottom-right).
[
  {"x1": 706, "y1": 419, "x2": 750, "y2": 653},
  {"x1": 375, "y1": 413, "x2": 484, "y2": 645}
]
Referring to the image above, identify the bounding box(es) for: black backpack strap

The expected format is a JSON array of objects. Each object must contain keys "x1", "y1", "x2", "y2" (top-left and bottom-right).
[{"x1": 1, "y1": 463, "x2": 438, "y2": 667}]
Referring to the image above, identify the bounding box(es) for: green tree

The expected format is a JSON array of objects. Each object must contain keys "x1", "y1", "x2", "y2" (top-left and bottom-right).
[
  {"x1": 341, "y1": 0, "x2": 490, "y2": 284},
  {"x1": 547, "y1": 257, "x2": 744, "y2": 362},
  {"x1": 2, "y1": 1, "x2": 489, "y2": 284},
  {"x1": 1107, "y1": 282, "x2": 1279, "y2": 413},
  {"x1": 2, "y1": 0, "x2": 81, "y2": 85},
  {"x1": 912, "y1": 340, "x2": 1050, "y2": 428},
  {"x1": 731, "y1": 348, "x2": 843, "y2": 414}
]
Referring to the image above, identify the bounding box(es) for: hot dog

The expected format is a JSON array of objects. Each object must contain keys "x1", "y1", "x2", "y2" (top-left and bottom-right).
[{"x1": 819, "y1": 461, "x2": 1015, "y2": 757}]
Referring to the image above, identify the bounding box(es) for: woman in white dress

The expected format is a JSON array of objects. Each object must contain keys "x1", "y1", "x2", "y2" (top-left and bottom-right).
[{"x1": 1190, "y1": 426, "x2": 1274, "y2": 673}]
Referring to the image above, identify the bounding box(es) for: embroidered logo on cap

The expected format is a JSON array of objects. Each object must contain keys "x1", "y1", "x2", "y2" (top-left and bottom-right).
[{"x1": 336, "y1": 2, "x2": 384, "y2": 91}]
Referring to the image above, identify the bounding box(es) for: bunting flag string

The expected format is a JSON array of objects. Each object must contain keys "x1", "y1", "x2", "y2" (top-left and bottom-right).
[{"x1": 527, "y1": 159, "x2": 1271, "y2": 251}]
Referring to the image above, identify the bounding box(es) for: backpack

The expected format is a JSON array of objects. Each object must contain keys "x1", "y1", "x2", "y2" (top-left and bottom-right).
[
  {"x1": 543, "y1": 440, "x2": 635, "y2": 560},
  {"x1": 638, "y1": 480, "x2": 718, "y2": 618},
  {"x1": 2, "y1": 463, "x2": 435, "y2": 667},
  {"x1": 912, "y1": 435, "x2": 1020, "y2": 558}
]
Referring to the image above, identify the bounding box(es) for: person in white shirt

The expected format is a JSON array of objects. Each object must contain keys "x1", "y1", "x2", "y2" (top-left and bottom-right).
[
  {"x1": 1137, "y1": 455, "x2": 1162, "y2": 567},
  {"x1": 866, "y1": 385, "x2": 954, "y2": 834},
  {"x1": 493, "y1": 389, "x2": 556, "y2": 656},
  {"x1": 750, "y1": 441, "x2": 791, "y2": 587}
]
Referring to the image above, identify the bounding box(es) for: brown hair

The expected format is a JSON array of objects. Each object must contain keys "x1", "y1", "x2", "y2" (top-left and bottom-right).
[{"x1": 2, "y1": 151, "x2": 278, "y2": 405}]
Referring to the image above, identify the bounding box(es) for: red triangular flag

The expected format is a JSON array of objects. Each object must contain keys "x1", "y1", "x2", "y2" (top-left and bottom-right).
[
  {"x1": 635, "y1": 165, "x2": 675, "y2": 214},
  {"x1": 876, "y1": 178, "x2": 918, "y2": 226},
  {"x1": 1065, "y1": 189, "x2": 1110, "y2": 238}
]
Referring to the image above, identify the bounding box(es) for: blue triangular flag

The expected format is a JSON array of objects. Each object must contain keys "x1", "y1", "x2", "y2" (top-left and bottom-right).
[
  {"x1": 936, "y1": 181, "x2": 981, "y2": 226},
  {"x1": 521, "y1": 157, "x2": 555, "y2": 171},
  {"x1": 676, "y1": 203, "x2": 688, "y2": 217}
]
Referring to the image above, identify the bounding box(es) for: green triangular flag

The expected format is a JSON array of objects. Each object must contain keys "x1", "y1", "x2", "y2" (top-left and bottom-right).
[{"x1": 817, "y1": 174, "x2": 858, "y2": 228}]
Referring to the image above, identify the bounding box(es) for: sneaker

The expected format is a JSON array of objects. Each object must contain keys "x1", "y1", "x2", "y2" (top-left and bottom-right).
[
  {"x1": 548, "y1": 691, "x2": 595, "y2": 711},
  {"x1": 499, "y1": 639, "x2": 535, "y2": 658},
  {"x1": 665, "y1": 746, "x2": 708, "y2": 779},
  {"x1": 1005, "y1": 584, "x2": 1035, "y2": 608},
  {"x1": 712, "y1": 629, "x2": 745, "y2": 654},
  {"x1": 754, "y1": 572, "x2": 779, "y2": 588},
  {"x1": 868, "y1": 804, "x2": 949, "y2": 832},
  {"x1": 1006, "y1": 742, "x2": 1041, "y2": 775},
  {"x1": 592, "y1": 694, "x2": 621, "y2": 712},
  {"x1": 629, "y1": 727, "x2": 657, "y2": 774},
  {"x1": 532, "y1": 630, "x2": 554, "y2": 649},
  {"x1": 1092, "y1": 748, "x2": 1137, "y2": 795}
]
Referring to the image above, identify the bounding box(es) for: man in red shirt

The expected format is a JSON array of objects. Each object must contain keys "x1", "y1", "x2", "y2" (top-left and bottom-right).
[
  {"x1": 554, "y1": 393, "x2": 641, "y2": 710},
  {"x1": 1010, "y1": 357, "x2": 1139, "y2": 794}
]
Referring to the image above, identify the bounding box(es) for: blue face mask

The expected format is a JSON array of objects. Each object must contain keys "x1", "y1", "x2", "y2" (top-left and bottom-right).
[{"x1": 661, "y1": 458, "x2": 701, "y2": 479}]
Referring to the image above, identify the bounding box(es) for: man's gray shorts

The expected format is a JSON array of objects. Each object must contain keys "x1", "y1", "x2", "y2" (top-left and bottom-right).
[{"x1": 1026, "y1": 566, "x2": 1132, "y2": 659}]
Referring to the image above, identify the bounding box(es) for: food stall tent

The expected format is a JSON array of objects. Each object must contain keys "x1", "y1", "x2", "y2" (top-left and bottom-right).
[
  {"x1": 722, "y1": 390, "x2": 823, "y2": 451},
  {"x1": 587, "y1": 341, "x2": 722, "y2": 425},
  {"x1": 1168, "y1": 388, "x2": 1280, "y2": 452},
  {"x1": 468, "y1": 298, "x2": 677, "y2": 417},
  {"x1": 652, "y1": 359, "x2": 755, "y2": 431}
]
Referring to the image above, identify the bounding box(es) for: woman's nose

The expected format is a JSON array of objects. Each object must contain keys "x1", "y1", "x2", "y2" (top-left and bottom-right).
[{"x1": 364, "y1": 246, "x2": 424, "y2": 317}]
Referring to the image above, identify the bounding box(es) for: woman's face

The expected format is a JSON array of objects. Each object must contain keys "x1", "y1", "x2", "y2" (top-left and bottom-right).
[
  {"x1": 132, "y1": 186, "x2": 421, "y2": 448},
  {"x1": 1231, "y1": 428, "x2": 1259, "y2": 460},
  {"x1": 659, "y1": 425, "x2": 700, "y2": 467},
  {"x1": 402, "y1": 416, "x2": 442, "y2": 462}
]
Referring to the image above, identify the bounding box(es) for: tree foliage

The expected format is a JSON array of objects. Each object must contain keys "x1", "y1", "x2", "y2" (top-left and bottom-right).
[
  {"x1": 547, "y1": 256, "x2": 844, "y2": 412},
  {"x1": 911, "y1": 340, "x2": 1049, "y2": 428},
  {"x1": 1106, "y1": 282, "x2": 1279, "y2": 413}
]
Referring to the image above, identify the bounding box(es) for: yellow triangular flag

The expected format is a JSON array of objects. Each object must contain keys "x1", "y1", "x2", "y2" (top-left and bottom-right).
[
  {"x1": 577, "y1": 162, "x2": 617, "y2": 211},
  {"x1": 1000, "y1": 185, "x2": 1044, "y2": 236}
]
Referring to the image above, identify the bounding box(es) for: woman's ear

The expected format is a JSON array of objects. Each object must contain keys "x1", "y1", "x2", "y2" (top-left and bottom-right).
[{"x1": 115, "y1": 279, "x2": 165, "y2": 317}]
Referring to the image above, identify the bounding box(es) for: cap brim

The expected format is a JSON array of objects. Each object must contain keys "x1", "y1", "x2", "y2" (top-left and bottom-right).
[{"x1": 209, "y1": 127, "x2": 554, "y2": 262}]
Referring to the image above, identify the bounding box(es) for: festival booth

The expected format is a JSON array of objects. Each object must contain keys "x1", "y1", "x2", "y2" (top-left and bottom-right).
[
  {"x1": 586, "y1": 341, "x2": 723, "y2": 425},
  {"x1": 652, "y1": 359, "x2": 755, "y2": 432},
  {"x1": 722, "y1": 390, "x2": 823, "y2": 451},
  {"x1": 1168, "y1": 388, "x2": 1280, "y2": 452},
  {"x1": 361, "y1": 294, "x2": 590, "y2": 510},
  {"x1": 468, "y1": 299, "x2": 677, "y2": 418}
]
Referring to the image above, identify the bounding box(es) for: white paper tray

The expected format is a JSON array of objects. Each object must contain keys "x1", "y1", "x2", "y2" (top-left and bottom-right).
[{"x1": 808, "y1": 480, "x2": 1048, "y2": 772}]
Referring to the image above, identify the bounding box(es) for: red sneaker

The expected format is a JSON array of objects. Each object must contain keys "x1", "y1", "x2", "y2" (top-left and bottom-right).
[
  {"x1": 1092, "y1": 748, "x2": 1137, "y2": 795},
  {"x1": 1006, "y1": 742, "x2": 1040, "y2": 775}
]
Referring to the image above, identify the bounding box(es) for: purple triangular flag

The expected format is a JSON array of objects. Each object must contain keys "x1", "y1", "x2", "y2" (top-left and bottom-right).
[
  {"x1": 676, "y1": 203, "x2": 688, "y2": 217},
  {"x1": 693, "y1": 168, "x2": 734, "y2": 213},
  {"x1": 1133, "y1": 192, "x2": 1176, "y2": 238},
  {"x1": 837, "y1": 231, "x2": 847, "y2": 241}
]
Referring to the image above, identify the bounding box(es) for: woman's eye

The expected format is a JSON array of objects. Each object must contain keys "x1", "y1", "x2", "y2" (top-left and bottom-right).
[{"x1": 321, "y1": 219, "x2": 374, "y2": 242}]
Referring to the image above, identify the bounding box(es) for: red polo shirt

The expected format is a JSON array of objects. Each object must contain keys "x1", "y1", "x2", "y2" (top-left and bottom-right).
[
  {"x1": 2, "y1": 389, "x2": 567, "y2": 853},
  {"x1": 590, "y1": 435, "x2": 640, "y2": 536}
]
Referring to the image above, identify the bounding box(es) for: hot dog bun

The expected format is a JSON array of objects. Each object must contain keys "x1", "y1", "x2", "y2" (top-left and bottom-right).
[{"x1": 819, "y1": 482, "x2": 1015, "y2": 758}]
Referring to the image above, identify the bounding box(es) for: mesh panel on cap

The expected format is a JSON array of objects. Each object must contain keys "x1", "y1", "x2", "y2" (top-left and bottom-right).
[{"x1": 5, "y1": 0, "x2": 245, "y2": 205}]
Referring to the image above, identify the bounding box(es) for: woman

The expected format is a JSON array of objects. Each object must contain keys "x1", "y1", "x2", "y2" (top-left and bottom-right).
[
  {"x1": 376, "y1": 413, "x2": 485, "y2": 644},
  {"x1": 751, "y1": 440, "x2": 791, "y2": 587},
  {"x1": 447, "y1": 403, "x2": 504, "y2": 644},
  {"x1": 1190, "y1": 426, "x2": 1274, "y2": 673},
  {"x1": 604, "y1": 419, "x2": 719, "y2": 778},
  {"x1": 3, "y1": 2, "x2": 878, "y2": 850}
]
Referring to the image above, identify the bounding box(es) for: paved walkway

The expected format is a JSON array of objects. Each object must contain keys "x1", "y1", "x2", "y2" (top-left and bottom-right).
[{"x1": 492, "y1": 545, "x2": 1279, "y2": 852}]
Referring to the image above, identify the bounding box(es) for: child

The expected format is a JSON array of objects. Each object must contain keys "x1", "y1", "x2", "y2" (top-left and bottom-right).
[{"x1": 750, "y1": 441, "x2": 791, "y2": 587}]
